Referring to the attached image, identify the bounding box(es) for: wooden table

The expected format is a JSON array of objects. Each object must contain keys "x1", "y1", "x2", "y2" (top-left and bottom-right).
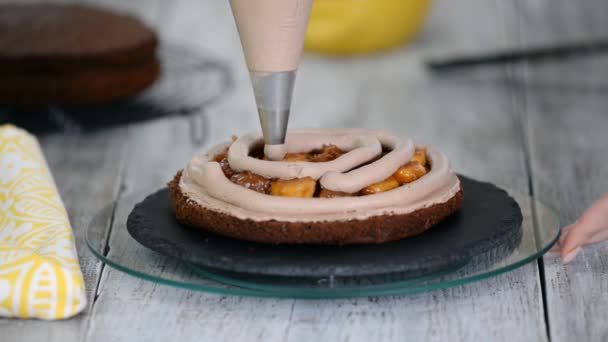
[{"x1": 2, "y1": 0, "x2": 607, "y2": 340}]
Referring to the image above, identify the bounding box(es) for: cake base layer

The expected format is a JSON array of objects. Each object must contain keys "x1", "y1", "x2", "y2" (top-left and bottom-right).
[{"x1": 169, "y1": 171, "x2": 464, "y2": 245}]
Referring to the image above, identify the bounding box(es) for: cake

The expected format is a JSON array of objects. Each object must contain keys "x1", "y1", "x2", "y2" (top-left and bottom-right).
[
  {"x1": 169, "y1": 129, "x2": 463, "y2": 245},
  {"x1": 0, "y1": 4, "x2": 160, "y2": 106}
]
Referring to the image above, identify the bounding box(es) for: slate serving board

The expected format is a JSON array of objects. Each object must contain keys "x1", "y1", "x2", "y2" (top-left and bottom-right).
[{"x1": 127, "y1": 176, "x2": 523, "y2": 278}]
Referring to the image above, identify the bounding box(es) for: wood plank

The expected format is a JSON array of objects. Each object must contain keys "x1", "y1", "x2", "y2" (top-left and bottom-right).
[
  {"x1": 87, "y1": 86, "x2": 548, "y2": 342},
  {"x1": 84, "y1": 0, "x2": 548, "y2": 341},
  {"x1": 0, "y1": 1, "x2": 167, "y2": 341},
  {"x1": 506, "y1": 0, "x2": 608, "y2": 341},
  {"x1": 0, "y1": 128, "x2": 128, "y2": 341},
  {"x1": 527, "y1": 83, "x2": 608, "y2": 342}
]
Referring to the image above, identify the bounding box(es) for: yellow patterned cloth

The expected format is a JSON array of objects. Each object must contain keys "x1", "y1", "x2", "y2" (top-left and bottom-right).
[{"x1": 0, "y1": 125, "x2": 86, "y2": 319}]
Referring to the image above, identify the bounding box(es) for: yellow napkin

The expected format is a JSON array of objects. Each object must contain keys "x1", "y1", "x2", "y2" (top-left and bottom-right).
[{"x1": 0, "y1": 125, "x2": 86, "y2": 319}]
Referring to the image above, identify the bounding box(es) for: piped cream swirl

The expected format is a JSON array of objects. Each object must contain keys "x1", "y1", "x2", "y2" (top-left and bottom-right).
[
  {"x1": 180, "y1": 128, "x2": 460, "y2": 222},
  {"x1": 229, "y1": 129, "x2": 414, "y2": 193}
]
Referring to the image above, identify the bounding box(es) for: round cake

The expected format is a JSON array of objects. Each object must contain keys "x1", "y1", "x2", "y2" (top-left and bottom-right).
[
  {"x1": 169, "y1": 129, "x2": 463, "y2": 245},
  {"x1": 0, "y1": 3, "x2": 160, "y2": 106}
]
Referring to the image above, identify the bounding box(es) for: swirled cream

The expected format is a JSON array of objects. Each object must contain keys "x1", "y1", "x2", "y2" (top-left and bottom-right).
[
  {"x1": 263, "y1": 144, "x2": 288, "y2": 161},
  {"x1": 179, "y1": 129, "x2": 461, "y2": 222}
]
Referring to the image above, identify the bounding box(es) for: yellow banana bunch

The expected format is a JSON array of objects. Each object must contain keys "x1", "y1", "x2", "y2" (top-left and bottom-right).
[{"x1": 305, "y1": 0, "x2": 431, "y2": 55}]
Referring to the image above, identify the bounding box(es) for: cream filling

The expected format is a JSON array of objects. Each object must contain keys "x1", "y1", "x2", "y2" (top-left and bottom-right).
[
  {"x1": 264, "y1": 144, "x2": 288, "y2": 161},
  {"x1": 179, "y1": 129, "x2": 461, "y2": 223},
  {"x1": 229, "y1": 129, "x2": 414, "y2": 193}
]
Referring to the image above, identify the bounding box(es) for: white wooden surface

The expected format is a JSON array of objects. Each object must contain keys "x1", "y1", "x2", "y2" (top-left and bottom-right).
[
  {"x1": 507, "y1": 1, "x2": 608, "y2": 341},
  {"x1": 81, "y1": 1, "x2": 550, "y2": 341},
  {"x1": 2, "y1": 0, "x2": 607, "y2": 340}
]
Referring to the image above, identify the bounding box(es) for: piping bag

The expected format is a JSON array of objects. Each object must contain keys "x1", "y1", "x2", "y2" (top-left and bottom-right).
[{"x1": 229, "y1": 0, "x2": 313, "y2": 160}]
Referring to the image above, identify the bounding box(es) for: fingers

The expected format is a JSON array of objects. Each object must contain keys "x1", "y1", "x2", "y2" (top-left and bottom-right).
[
  {"x1": 560, "y1": 221, "x2": 586, "y2": 263},
  {"x1": 560, "y1": 194, "x2": 608, "y2": 263},
  {"x1": 549, "y1": 223, "x2": 574, "y2": 253}
]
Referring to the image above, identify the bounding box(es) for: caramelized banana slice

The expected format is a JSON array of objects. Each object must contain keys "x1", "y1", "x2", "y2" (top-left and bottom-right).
[
  {"x1": 282, "y1": 153, "x2": 311, "y2": 162},
  {"x1": 279, "y1": 145, "x2": 344, "y2": 163},
  {"x1": 271, "y1": 177, "x2": 317, "y2": 198},
  {"x1": 360, "y1": 176, "x2": 400, "y2": 196},
  {"x1": 393, "y1": 161, "x2": 427, "y2": 184},
  {"x1": 311, "y1": 144, "x2": 344, "y2": 162},
  {"x1": 412, "y1": 148, "x2": 427, "y2": 166},
  {"x1": 213, "y1": 152, "x2": 235, "y2": 177},
  {"x1": 319, "y1": 189, "x2": 353, "y2": 198},
  {"x1": 230, "y1": 172, "x2": 271, "y2": 194}
]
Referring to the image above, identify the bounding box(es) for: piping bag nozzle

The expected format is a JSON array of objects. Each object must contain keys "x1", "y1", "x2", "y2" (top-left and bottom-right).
[{"x1": 250, "y1": 70, "x2": 296, "y2": 145}]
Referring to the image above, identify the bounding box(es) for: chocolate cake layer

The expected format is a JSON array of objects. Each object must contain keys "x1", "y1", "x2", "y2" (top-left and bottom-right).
[
  {"x1": 169, "y1": 172, "x2": 464, "y2": 245},
  {"x1": 0, "y1": 3, "x2": 159, "y2": 105}
]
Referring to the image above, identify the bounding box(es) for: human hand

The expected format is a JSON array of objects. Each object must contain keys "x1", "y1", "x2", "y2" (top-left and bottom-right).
[{"x1": 552, "y1": 194, "x2": 608, "y2": 263}]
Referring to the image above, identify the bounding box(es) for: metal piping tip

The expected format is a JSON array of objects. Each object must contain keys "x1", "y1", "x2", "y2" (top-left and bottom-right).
[{"x1": 250, "y1": 70, "x2": 296, "y2": 145}]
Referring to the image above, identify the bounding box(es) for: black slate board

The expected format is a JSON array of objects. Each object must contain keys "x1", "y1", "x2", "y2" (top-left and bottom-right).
[{"x1": 127, "y1": 176, "x2": 523, "y2": 277}]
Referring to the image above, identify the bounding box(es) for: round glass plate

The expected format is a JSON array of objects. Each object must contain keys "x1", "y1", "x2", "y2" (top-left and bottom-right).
[{"x1": 86, "y1": 189, "x2": 560, "y2": 299}]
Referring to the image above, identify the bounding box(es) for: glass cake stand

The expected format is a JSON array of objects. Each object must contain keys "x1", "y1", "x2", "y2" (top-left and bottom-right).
[{"x1": 86, "y1": 189, "x2": 560, "y2": 299}]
